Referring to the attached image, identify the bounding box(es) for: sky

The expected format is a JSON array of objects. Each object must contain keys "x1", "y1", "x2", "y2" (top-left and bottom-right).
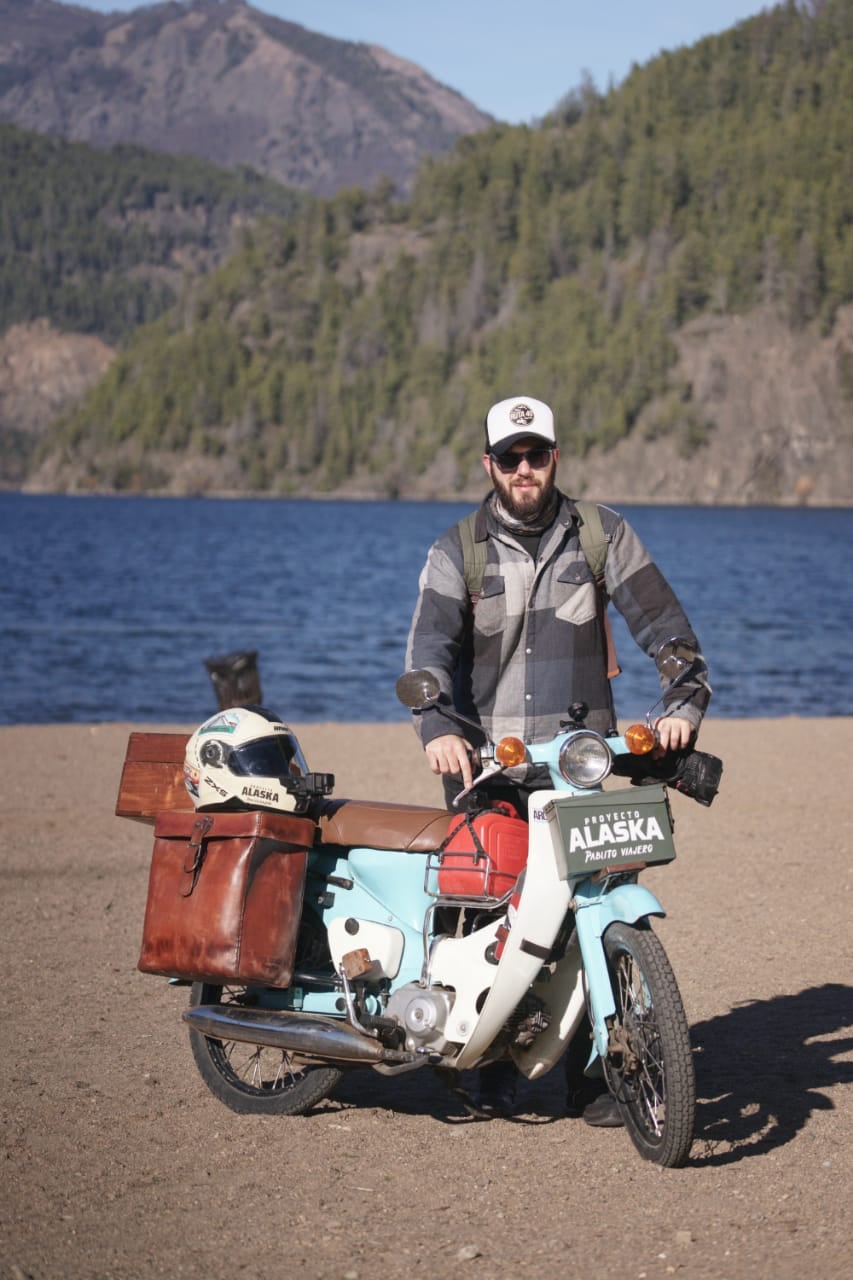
[{"x1": 63, "y1": 0, "x2": 774, "y2": 123}]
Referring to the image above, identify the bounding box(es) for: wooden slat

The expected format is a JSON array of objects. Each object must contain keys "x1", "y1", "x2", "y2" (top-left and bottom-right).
[
  {"x1": 122, "y1": 732, "x2": 190, "y2": 763},
  {"x1": 115, "y1": 732, "x2": 193, "y2": 824}
]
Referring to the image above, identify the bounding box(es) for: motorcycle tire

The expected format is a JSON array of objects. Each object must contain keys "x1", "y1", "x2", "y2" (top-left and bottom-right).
[
  {"x1": 601, "y1": 921, "x2": 696, "y2": 1168},
  {"x1": 187, "y1": 981, "x2": 342, "y2": 1116}
]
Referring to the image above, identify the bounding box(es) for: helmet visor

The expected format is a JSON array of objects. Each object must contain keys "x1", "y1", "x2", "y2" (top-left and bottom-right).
[{"x1": 228, "y1": 733, "x2": 308, "y2": 779}]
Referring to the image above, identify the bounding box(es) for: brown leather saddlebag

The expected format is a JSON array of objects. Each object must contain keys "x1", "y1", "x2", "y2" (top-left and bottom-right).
[{"x1": 138, "y1": 810, "x2": 316, "y2": 988}]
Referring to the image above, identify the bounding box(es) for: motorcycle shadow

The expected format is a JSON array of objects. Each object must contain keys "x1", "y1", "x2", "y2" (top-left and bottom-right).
[
  {"x1": 689, "y1": 981, "x2": 853, "y2": 1167},
  {"x1": 324, "y1": 981, "x2": 853, "y2": 1144},
  {"x1": 327, "y1": 1065, "x2": 567, "y2": 1126}
]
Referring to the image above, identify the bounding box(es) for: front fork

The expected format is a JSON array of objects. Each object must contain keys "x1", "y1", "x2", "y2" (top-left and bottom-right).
[{"x1": 572, "y1": 878, "x2": 665, "y2": 1061}]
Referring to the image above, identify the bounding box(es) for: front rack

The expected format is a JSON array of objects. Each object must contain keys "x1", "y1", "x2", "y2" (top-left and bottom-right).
[{"x1": 423, "y1": 844, "x2": 506, "y2": 900}]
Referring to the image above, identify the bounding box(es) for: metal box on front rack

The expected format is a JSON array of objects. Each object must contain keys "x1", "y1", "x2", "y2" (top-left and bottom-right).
[{"x1": 545, "y1": 785, "x2": 676, "y2": 880}]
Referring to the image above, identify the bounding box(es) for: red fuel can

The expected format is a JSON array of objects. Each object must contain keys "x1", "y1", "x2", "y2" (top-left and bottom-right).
[{"x1": 438, "y1": 805, "x2": 528, "y2": 897}]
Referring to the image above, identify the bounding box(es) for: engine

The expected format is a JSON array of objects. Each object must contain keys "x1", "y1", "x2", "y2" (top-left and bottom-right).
[{"x1": 385, "y1": 984, "x2": 456, "y2": 1053}]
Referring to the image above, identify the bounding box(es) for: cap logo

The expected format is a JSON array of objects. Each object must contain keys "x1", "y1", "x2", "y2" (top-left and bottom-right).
[{"x1": 509, "y1": 403, "x2": 535, "y2": 426}]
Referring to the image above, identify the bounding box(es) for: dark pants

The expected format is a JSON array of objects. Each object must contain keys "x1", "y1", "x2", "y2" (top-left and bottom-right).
[{"x1": 563, "y1": 1010, "x2": 603, "y2": 1092}]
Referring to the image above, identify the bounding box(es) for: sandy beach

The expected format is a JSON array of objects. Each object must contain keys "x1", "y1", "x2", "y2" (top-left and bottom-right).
[{"x1": 2, "y1": 716, "x2": 851, "y2": 1279}]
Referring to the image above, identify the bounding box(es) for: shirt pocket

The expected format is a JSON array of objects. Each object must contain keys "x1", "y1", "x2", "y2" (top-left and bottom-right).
[
  {"x1": 474, "y1": 574, "x2": 506, "y2": 636},
  {"x1": 554, "y1": 563, "x2": 599, "y2": 626}
]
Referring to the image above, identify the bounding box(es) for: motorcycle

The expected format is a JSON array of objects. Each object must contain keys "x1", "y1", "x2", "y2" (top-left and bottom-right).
[{"x1": 147, "y1": 638, "x2": 720, "y2": 1169}]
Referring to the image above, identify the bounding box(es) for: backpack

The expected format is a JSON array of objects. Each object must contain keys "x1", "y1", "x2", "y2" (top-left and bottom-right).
[{"x1": 457, "y1": 499, "x2": 621, "y2": 679}]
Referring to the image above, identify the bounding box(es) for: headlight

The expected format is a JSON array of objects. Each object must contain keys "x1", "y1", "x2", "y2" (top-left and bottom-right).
[{"x1": 558, "y1": 732, "x2": 612, "y2": 788}]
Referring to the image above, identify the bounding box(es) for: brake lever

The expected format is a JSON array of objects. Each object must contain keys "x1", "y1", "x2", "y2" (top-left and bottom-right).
[{"x1": 452, "y1": 759, "x2": 506, "y2": 808}]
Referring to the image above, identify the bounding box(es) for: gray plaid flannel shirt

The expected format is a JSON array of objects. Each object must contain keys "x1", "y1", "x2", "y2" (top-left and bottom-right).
[{"x1": 405, "y1": 492, "x2": 710, "y2": 749}]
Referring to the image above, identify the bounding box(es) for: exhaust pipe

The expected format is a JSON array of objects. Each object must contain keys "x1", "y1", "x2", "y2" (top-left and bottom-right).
[{"x1": 183, "y1": 1004, "x2": 417, "y2": 1065}]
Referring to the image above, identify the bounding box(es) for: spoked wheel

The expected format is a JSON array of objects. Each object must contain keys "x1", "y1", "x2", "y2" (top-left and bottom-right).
[
  {"x1": 602, "y1": 922, "x2": 695, "y2": 1168},
  {"x1": 188, "y1": 982, "x2": 342, "y2": 1116}
]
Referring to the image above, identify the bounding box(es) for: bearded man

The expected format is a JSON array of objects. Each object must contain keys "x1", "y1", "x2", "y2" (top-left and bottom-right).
[{"x1": 404, "y1": 395, "x2": 711, "y2": 1123}]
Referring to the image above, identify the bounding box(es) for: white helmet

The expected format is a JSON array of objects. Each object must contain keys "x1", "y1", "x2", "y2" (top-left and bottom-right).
[{"x1": 184, "y1": 706, "x2": 311, "y2": 813}]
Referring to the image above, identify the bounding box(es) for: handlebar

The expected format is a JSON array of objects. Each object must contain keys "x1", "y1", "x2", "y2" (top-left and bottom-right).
[{"x1": 454, "y1": 732, "x2": 721, "y2": 809}]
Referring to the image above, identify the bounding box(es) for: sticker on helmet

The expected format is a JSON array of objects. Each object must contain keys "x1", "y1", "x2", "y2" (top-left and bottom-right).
[
  {"x1": 199, "y1": 711, "x2": 241, "y2": 735},
  {"x1": 240, "y1": 784, "x2": 281, "y2": 804},
  {"x1": 203, "y1": 774, "x2": 229, "y2": 799}
]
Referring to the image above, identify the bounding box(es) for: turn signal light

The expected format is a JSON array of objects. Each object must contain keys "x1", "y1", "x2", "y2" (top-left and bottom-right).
[
  {"x1": 495, "y1": 737, "x2": 527, "y2": 767},
  {"x1": 625, "y1": 723, "x2": 657, "y2": 755}
]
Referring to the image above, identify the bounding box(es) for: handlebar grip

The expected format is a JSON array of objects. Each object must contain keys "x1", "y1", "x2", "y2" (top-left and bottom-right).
[{"x1": 613, "y1": 747, "x2": 723, "y2": 807}]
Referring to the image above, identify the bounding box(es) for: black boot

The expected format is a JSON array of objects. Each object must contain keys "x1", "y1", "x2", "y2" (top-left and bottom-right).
[
  {"x1": 564, "y1": 1012, "x2": 624, "y2": 1127},
  {"x1": 568, "y1": 1084, "x2": 624, "y2": 1127},
  {"x1": 473, "y1": 1060, "x2": 518, "y2": 1118}
]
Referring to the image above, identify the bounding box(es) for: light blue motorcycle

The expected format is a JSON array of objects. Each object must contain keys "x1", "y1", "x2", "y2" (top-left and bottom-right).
[{"x1": 181, "y1": 638, "x2": 720, "y2": 1168}]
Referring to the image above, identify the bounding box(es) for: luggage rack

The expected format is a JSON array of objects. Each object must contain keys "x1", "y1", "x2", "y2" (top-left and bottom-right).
[
  {"x1": 419, "y1": 864, "x2": 516, "y2": 987},
  {"x1": 422, "y1": 845, "x2": 508, "y2": 902}
]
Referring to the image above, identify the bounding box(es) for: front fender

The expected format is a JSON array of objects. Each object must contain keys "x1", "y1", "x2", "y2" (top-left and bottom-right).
[
  {"x1": 574, "y1": 880, "x2": 666, "y2": 1059},
  {"x1": 575, "y1": 879, "x2": 665, "y2": 933}
]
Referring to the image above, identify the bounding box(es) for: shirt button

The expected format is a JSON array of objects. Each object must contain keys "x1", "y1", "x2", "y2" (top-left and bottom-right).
[
  {"x1": 526, "y1": 647, "x2": 532, "y2": 655},
  {"x1": 525, "y1": 693, "x2": 532, "y2": 701}
]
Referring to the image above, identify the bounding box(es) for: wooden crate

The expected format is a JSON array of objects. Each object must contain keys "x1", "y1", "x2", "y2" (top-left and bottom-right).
[{"x1": 115, "y1": 732, "x2": 192, "y2": 824}]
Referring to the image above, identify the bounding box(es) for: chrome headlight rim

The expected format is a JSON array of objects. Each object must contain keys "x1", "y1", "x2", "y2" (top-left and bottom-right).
[{"x1": 558, "y1": 731, "x2": 613, "y2": 788}]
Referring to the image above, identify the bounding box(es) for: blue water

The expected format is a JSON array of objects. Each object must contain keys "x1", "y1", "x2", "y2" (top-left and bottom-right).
[{"x1": 0, "y1": 493, "x2": 851, "y2": 724}]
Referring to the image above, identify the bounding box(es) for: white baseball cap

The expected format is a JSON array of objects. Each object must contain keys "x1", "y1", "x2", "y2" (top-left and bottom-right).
[{"x1": 485, "y1": 396, "x2": 556, "y2": 453}]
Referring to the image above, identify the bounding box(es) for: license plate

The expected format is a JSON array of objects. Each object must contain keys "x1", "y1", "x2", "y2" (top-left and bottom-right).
[{"x1": 546, "y1": 785, "x2": 676, "y2": 878}]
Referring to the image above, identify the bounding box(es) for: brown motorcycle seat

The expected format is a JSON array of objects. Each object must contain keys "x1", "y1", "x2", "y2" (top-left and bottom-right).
[{"x1": 315, "y1": 799, "x2": 452, "y2": 852}]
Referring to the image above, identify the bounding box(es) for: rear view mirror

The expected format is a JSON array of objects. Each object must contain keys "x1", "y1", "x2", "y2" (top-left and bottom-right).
[
  {"x1": 395, "y1": 669, "x2": 441, "y2": 711},
  {"x1": 655, "y1": 638, "x2": 698, "y2": 686}
]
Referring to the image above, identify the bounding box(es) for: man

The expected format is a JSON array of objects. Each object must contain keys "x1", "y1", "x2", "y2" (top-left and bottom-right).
[{"x1": 405, "y1": 395, "x2": 711, "y2": 1122}]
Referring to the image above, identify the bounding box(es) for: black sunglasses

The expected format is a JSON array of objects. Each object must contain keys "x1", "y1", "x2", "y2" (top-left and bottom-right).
[{"x1": 490, "y1": 446, "x2": 554, "y2": 473}]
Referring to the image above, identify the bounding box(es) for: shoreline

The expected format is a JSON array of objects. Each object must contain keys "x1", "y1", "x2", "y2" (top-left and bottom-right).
[{"x1": 3, "y1": 485, "x2": 852, "y2": 508}]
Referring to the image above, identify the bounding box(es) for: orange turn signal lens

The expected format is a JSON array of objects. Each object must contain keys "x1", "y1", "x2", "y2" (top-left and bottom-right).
[
  {"x1": 624, "y1": 723, "x2": 657, "y2": 755},
  {"x1": 495, "y1": 736, "x2": 527, "y2": 767}
]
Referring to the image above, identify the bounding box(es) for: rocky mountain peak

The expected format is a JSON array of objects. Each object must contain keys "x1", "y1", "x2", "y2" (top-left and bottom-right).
[{"x1": 0, "y1": 0, "x2": 493, "y2": 195}]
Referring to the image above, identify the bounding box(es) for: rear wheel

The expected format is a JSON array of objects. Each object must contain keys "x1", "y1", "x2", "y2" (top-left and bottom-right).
[
  {"x1": 188, "y1": 982, "x2": 342, "y2": 1116},
  {"x1": 602, "y1": 922, "x2": 695, "y2": 1168}
]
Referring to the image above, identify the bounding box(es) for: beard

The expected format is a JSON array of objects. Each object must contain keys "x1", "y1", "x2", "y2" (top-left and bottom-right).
[{"x1": 490, "y1": 458, "x2": 558, "y2": 523}]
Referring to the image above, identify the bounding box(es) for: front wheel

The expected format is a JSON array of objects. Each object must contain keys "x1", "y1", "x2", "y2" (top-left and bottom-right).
[
  {"x1": 602, "y1": 922, "x2": 695, "y2": 1168},
  {"x1": 188, "y1": 982, "x2": 342, "y2": 1116}
]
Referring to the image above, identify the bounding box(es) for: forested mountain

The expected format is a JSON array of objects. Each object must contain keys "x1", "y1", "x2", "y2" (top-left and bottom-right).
[
  {"x1": 12, "y1": 0, "x2": 853, "y2": 504},
  {"x1": 0, "y1": 118, "x2": 307, "y2": 481},
  {"x1": 0, "y1": 0, "x2": 492, "y2": 196},
  {"x1": 0, "y1": 121, "x2": 304, "y2": 343}
]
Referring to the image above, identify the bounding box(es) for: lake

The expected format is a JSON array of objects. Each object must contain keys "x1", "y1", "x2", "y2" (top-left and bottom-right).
[{"x1": 1, "y1": 493, "x2": 850, "y2": 725}]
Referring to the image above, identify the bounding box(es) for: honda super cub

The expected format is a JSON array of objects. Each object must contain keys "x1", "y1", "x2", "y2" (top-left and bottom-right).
[{"x1": 123, "y1": 638, "x2": 720, "y2": 1169}]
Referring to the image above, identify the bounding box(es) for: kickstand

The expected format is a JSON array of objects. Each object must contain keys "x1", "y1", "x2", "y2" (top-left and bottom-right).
[{"x1": 432, "y1": 1067, "x2": 492, "y2": 1119}]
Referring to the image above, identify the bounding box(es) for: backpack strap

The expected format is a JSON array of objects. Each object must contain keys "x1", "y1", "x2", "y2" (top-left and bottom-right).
[
  {"x1": 574, "y1": 500, "x2": 608, "y2": 581},
  {"x1": 575, "y1": 500, "x2": 621, "y2": 679},
  {"x1": 458, "y1": 509, "x2": 488, "y2": 605}
]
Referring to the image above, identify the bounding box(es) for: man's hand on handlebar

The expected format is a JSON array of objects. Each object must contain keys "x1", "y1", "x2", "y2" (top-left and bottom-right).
[
  {"x1": 425, "y1": 734, "x2": 474, "y2": 789},
  {"x1": 654, "y1": 715, "x2": 694, "y2": 756}
]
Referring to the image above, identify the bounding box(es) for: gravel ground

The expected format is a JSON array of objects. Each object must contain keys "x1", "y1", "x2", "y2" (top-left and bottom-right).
[{"x1": 2, "y1": 717, "x2": 851, "y2": 1280}]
